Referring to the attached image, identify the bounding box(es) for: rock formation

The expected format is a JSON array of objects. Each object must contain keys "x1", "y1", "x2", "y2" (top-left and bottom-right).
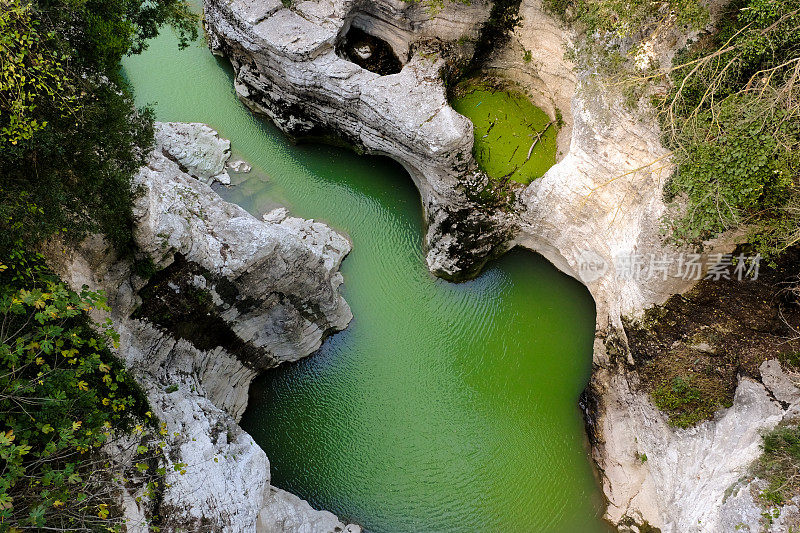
[
  {"x1": 203, "y1": 0, "x2": 515, "y2": 280},
  {"x1": 589, "y1": 364, "x2": 800, "y2": 532},
  {"x1": 48, "y1": 123, "x2": 360, "y2": 532}
]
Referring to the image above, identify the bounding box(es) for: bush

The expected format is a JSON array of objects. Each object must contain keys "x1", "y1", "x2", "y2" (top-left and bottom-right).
[
  {"x1": 754, "y1": 424, "x2": 800, "y2": 506},
  {"x1": 664, "y1": 95, "x2": 799, "y2": 249},
  {"x1": 660, "y1": 0, "x2": 800, "y2": 259},
  {"x1": 651, "y1": 375, "x2": 731, "y2": 428},
  {"x1": 0, "y1": 248, "x2": 163, "y2": 529},
  {"x1": 543, "y1": 0, "x2": 707, "y2": 36}
]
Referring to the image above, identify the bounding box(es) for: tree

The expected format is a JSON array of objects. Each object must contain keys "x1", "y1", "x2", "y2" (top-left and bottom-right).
[
  {"x1": 0, "y1": 248, "x2": 165, "y2": 530},
  {"x1": 0, "y1": 0, "x2": 197, "y2": 253}
]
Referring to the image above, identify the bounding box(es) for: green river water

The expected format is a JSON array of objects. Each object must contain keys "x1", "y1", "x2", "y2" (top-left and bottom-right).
[{"x1": 123, "y1": 29, "x2": 610, "y2": 533}]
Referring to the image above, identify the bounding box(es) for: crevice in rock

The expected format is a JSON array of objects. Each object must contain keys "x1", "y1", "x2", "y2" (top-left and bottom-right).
[
  {"x1": 131, "y1": 253, "x2": 272, "y2": 369},
  {"x1": 336, "y1": 25, "x2": 402, "y2": 75}
]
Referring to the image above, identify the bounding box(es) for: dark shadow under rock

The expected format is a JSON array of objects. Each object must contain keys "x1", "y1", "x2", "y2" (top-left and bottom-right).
[{"x1": 336, "y1": 26, "x2": 402, "y2": 75}]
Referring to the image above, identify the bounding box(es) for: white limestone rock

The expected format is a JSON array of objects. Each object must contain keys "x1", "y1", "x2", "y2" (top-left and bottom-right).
[
  {"x1": 228, "y1": 159, "x2": 252, "y2": 172},
  {"x1": 155, "y1": 122, "x2": 232, "y2": 185},
  {"x1": 46, "y1": 123, "x2": 358, "y2": 532},
  {"x1": 760, "y1": 359, "x2": 800, "y2": 405},
  {"x1": 204, "y1": 0, "x2": 511, "y2": 280},
  {"x1": 134, "y1": 124, "x2": 352, "y2": 363}
]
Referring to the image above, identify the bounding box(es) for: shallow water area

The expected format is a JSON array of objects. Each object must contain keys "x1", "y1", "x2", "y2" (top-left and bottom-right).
[
  {"x1": 450, "y1": 81, "x2": 558, "y2": 184},
  {"x1": 122, "y1": 27, "x2": 610, "y2": 533}
]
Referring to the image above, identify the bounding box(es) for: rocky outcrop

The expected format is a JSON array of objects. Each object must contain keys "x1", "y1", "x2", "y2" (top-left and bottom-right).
[
  {"x1": 136, "y1": 123, "x2": 352, "y2": 365},
  {"x1": 203, "y1": 0, "x2": 515, "y2": 280},
  {"x1": 155, "y1": 121, "x2": 233, "y2": 185},
  {"x1": 48, "y1": 123, "x2": 359, "y2": 532},
  {"x1": 202, "y1": 0, "x2": 702, "y2": 339},
  {"x1": 590, "y1": 363, "x2": 800, "y2": 532}
]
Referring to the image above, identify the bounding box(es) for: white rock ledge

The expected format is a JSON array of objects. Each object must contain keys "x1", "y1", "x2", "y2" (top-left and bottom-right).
[{"x1": 47, "y1": 123, "x2": 360, "y2": 532}]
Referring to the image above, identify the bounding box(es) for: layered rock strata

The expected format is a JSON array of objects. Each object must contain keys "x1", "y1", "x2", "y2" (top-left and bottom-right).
[
  {"x1": 203, "y1": 0, "x2": 514, "y2": 280},
  {"x1": 48, "y1": 123, "x2": 359, "y2": 532}
]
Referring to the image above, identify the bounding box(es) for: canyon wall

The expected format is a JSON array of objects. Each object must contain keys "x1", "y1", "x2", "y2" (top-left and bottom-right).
[{"x1": 48, "y1": 123, "x2": 360, "y2": 532}]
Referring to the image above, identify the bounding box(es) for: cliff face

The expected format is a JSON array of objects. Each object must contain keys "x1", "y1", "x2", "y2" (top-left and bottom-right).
[
  {"x1": 494, "y1": 3, "x2": 800, "y2": 531},
  {"x1": 203, "y1": 0, "x2": 516, "y2": 280},
  {"x1": 200, "y1": 0, "x2": 797, "y2": 531},
  {"x1": 48, "y1": 123, "x2": 359, "y2": 532},
  {"x1": 591, "y1": 364, "x2": 800, "y2": 533}
]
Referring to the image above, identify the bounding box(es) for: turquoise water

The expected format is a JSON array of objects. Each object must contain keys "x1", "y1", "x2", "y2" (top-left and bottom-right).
[{"x1": 123, "y1": 28, "x2": 609, "y2": 533}]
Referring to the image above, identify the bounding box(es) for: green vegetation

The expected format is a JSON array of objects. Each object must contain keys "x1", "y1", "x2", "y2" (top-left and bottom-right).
[
  {"x1": 626, "y1": 248, "x2": 800, "y2": 427},
  {"x1": 400, "y1": 0, "x2": 472, "y2": 14},
  {"x1": 754, "y1": 423, "x2": 800, "y2": 506},
  {"x1": 0, "y1": 248, "x2": 168, "y2": 529},
  {"x1": 0, "y1": 0, "x2": 198, "y2": 527},
  {"x1": 545, "y1": 0, "x2": 800, "y2": 261},
  {"x1": 651, "y1": 375, "x2": 732, "y2": 428},
  {"x1": 0, "y1": 0, "x2": 197, "y2": 252},
  {"x1": 450, "y1": 80, "x2": 558, "y2": 185},
  {"x1": 543, "y1": 0, "x2": 707, "y2": 37},
  {"x1": 661, "y1": 0, "x2": 800, "y2": 260}
]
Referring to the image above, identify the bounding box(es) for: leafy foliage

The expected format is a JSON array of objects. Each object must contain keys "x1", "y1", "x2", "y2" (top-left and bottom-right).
[
  {"x1": 0, "y1": 0, "x2": 77, "y2": 144},
  {"x1": 0, "y1": 0, "x2": 198, "y2": 252},
  {"x1": 0, "y1": 248, "x2": 164, "y2": 530},
  {"x1": 0, "y1": 0, "x2": 198, "y2": 524},
  {"x1": 543, "y1": 0, "x2": 707, "y2": 36},
  {"x1": 664, "y1": 95, "x2": 799, "y2": 247},
  {"x1": 658, "y1": 0, "x2": 800, "y2": 258}
]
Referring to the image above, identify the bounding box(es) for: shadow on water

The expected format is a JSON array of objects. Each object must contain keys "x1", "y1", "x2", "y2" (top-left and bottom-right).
[{"x1": 122, "y1": 28, "x2": 612, "y2": 533}]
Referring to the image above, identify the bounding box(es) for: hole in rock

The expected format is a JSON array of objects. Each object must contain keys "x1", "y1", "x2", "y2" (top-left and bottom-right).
[{"x1": 336, "y1": 26, "x2": 402, "y2": 76}]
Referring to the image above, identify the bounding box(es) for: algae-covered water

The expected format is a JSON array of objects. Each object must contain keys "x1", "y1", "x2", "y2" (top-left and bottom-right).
[
  {"x1": 450, "y1": 82, "x2": 558, "y2": 184},
  {"x1": 123, "y1": 28, "x2": 610, "y2": 533}
]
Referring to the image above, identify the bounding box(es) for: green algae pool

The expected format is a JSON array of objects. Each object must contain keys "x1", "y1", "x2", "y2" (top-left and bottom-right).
[
  {"x1": 450, "y1": 82, "x2": 558, "y2": 184},
  {"x1": 123, "y1": 28, "x2": 610, "y2": 533}
]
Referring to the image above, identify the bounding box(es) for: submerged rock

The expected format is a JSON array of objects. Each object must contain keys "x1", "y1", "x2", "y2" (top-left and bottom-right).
[{"x1": 228, "y1": 159, "x2": 252, "y2": 172}]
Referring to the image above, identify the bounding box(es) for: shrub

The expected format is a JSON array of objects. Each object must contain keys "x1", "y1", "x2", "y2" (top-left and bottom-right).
[
  {"x1": 0, "y1": 0, "x2": 198, "y2": 252},
  {"x1": 664, "y1": 94, "x2": 799, "y2": 250},
  {"x1": 660, "y1": 0, "x2": 800, "y2": 259},
  {"x1": 651, "y1": 375, "x2": 731, "y2": 428},
  {"x1": 0, "y1": 248, "x2": 163, "y2": 529}
]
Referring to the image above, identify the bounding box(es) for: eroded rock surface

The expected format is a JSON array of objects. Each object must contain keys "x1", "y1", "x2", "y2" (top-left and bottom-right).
[
  {"x1": 204, "y1": 0, "x2": 515, "y2": 280},
  {"x1": 48, "y1": 123, "x2": 358, "y2": 532},
  {"x1": 155, "y1": 122, "x2": 233, "y2": 185},
  {"x1": 590, "y1": 366, "x2": 800, "y2": 532}
]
